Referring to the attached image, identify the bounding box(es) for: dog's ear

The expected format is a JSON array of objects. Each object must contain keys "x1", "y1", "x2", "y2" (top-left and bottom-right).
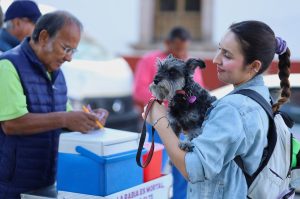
[
  {"x1": 156, "y1": 58, "x2": 163, "y2": 68},
  {"x1": 167, "y1": 54, "x2": 174, "y2": 59},
  {"x1": 185, "y1": 58, "x2": 206, "y2": 74}
]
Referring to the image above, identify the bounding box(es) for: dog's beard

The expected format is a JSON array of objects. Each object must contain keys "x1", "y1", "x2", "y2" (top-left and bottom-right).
[{"x1": 150, "y1": 78, "x2": 185, "y2": 101}]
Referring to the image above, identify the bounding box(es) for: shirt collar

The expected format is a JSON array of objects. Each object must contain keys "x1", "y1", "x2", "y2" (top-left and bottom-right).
[
  {"x1": 211, "y1": 75, "x2": 265, "y2": 106},
  {"x1": 21, "y1": 37, "x2": 45, "y2": 66},
  {"x1": 228, "y1": 75, "x2": 265, "y2": 95}
]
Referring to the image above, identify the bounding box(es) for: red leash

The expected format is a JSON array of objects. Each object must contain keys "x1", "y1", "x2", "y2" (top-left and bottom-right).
[{"x1": 136, "y1": 98, "x2": 162, "y2": 168}]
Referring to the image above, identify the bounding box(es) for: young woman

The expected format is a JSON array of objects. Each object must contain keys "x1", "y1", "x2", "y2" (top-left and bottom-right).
[{"x1": 142, "y1": 20, "x2": 291, "y2": 198}]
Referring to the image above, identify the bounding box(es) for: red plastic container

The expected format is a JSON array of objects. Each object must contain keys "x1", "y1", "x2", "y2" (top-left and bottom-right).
[{"x1": 142, "y1": 142, "x2": 164, "y2": 182}]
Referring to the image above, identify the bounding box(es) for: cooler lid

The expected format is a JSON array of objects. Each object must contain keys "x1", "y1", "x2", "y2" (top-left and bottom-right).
[{"x1": 59, "y1": 128, "x2": 139, "y2": 156}]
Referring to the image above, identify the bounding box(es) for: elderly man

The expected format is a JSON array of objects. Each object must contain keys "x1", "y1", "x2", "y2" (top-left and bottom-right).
[
  {"x1": 0, "y1": 0, "x2": 41, "y2": 52},
  {"x1": 0, "y1": 11, "x2": 108, "y2": 198}
]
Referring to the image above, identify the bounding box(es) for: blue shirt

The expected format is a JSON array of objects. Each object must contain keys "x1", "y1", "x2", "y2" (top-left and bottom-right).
[{"x1": 185, "y1": 75, "x2": 270, "y2": 199}]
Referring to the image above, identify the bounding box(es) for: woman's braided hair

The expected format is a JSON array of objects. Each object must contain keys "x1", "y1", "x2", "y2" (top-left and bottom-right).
[{"x1": 272, "y1": 47, "x2": 291, "y2": 112}]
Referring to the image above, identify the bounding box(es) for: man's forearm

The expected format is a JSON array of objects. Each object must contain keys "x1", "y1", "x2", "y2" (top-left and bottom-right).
[{"x1": 1, "y1": 112, "x2": 67, "y2": 135}]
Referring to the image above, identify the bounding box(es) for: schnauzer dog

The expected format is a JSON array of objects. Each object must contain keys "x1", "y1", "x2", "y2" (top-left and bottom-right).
[{"x1": 150, "y1": 54, "x2": 216, "y2": 152}]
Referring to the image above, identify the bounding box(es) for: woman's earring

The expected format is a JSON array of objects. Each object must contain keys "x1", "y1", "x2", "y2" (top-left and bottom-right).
[{"x1": 254, "y1": 68, "x2": 259, "y2": 73}]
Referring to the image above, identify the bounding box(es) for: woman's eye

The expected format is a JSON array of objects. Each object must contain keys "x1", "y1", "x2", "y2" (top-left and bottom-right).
[{"x1": 224, "y1": 52, "x2": 231, "y2": 59}]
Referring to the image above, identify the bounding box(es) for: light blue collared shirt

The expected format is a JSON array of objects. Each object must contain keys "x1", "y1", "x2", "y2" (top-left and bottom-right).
[{"x1": 185, "y1": 75, "x2": 270, "y2": 199}]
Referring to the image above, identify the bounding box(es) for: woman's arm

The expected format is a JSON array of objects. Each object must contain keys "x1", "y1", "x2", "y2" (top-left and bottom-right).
[
  {"x1": 142, "y1": 102, "x2": 188, "y2": 179},
  {"x1": 153, "y1": 117, "x2": 188, "y2": 179}
]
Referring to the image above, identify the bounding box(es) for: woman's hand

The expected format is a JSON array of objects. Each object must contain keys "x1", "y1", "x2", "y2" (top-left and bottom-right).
[{"x1": 142, "y1": 101, "x2": 167, "y2": 125}]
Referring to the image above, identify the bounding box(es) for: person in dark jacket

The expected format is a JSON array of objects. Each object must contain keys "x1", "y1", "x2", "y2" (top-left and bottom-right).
[
  {"x1": 0, "y1": 0, "x2": 41, "y2": 52},
  {"x1": 0, "y1": 11, "x2": 108, "y2": 199}
]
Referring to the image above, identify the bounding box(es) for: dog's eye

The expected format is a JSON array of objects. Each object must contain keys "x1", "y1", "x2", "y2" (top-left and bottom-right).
[{"x1": 169, "y1": 69, "x2": 177, "y2": 76}]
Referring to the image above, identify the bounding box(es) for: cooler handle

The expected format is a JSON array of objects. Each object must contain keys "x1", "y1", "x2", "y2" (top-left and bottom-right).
[{"x1": 75, "y1": 146, "x2": 105, "y2": 163}]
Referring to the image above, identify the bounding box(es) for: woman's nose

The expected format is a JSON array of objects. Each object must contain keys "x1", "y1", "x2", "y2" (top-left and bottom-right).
[{"x1": 213, "y1": 51, "x2": 221, "y2": 65}]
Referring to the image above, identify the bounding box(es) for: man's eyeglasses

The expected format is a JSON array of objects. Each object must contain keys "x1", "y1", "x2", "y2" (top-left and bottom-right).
[{"x1": 60, "y1": 43, "x2": 77, "y2": 55}]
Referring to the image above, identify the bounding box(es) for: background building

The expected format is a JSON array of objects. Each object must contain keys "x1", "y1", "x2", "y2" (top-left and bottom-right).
[{"x1": 1, "y1": 0, "x2": 299, "y2": 89}]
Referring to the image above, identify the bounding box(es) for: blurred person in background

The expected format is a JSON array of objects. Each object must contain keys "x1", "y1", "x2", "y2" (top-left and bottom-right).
[
  {"x1": 0, "y1": 0, "x2": 41, "y2": 52},
  {"x1": 133, "y1": 26, "x2": 204, "y2": 110},
  {"x1": 133, "y1": 27, "x2": 206, "y2": 199}
]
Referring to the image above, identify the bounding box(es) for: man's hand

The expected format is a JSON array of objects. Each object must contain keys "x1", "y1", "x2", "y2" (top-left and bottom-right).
[{"x1": 64, "y1": 111, "x2": 99, "y2": 133}]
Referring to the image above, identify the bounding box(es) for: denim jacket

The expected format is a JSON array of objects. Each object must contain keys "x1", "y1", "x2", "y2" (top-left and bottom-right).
[{"x1": 185, "y1": 75, "x2": 270, "y2": 199}]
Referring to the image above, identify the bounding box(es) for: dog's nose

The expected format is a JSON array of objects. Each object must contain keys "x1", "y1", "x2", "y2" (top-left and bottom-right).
[{"x1": 153, "y1": 76, "x2": 161, "y2": 84}]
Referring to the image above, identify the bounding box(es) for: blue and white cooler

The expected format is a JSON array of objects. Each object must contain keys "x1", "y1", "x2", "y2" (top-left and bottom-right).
[{"x1": 57, "y1": 128, "x2": 143, "y2": 196}]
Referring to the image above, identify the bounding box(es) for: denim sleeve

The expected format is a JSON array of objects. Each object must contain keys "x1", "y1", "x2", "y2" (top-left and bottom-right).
[{"x1": 185, "y1": 102, "x2": 245, "y2": 183}]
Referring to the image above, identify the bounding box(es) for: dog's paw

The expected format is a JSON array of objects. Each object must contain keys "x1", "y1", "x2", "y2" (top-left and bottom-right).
[{"x1": 179, "y1": 141, "x2": 194, "y2": 152}]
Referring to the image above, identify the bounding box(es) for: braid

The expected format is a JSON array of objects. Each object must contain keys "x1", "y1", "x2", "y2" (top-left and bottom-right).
[{"x1": 272, "y1": 48, "x2": 291, "y2": 112}]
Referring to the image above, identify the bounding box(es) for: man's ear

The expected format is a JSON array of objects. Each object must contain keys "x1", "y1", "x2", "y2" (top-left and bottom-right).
[
  {"x1": 185, "y1": 58, "x2": 206, "y2": 74},
  {"x1": 38, "y1": 30, "x2": 50, "y2": 46},
  {"x1": 10, "y1": 18, "x2": 20, "y2": 29}
]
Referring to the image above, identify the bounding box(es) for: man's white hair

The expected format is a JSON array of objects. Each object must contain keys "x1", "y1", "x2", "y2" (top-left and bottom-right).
[{"x1": 3, "y1": 20, "x2": 13, "y2": 30}]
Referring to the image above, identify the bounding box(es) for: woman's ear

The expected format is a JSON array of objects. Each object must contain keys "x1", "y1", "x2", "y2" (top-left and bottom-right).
[
  {"x1": 185, "y1": 58, "x2": 206, "y2": 75},
  {"x1": 250, "y1": 60, "x2": 262, "y2": 74}
]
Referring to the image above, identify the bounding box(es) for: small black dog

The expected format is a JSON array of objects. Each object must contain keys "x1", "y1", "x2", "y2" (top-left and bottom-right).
[{"x1": 150, "y1": 54, "x2": 216, "y2": 151}]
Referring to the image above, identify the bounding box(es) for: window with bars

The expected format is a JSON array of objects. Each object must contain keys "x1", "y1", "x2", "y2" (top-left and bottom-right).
[
  {"x1": 185, "y1": 0, "x2": 201, "y2": 11},
  {"x1": 160, "y1": 0, "x2": 176, "y2": 11}
]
